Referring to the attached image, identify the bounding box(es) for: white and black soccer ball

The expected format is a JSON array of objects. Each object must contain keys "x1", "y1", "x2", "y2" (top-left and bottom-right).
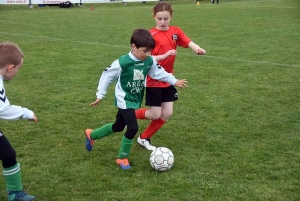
[{"x1": 150, "y1": 147, "x2": 174, "y2": 172}]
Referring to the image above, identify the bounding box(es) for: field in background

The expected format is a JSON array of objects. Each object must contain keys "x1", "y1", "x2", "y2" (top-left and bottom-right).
[{"x1": 0, "y1": 0, "x2": 299, "y2": 200}]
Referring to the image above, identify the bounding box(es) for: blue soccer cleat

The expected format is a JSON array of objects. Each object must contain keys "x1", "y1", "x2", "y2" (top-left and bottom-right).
[
  {"x1": 116, "y1": 158, "x2": 131, "y2": 170},
  {"x1": 85, "y1": 129, "x2": 94, "y2": 152},
  {"x1": 8, "y1": 191, "x2": 35, "y2": 201}
]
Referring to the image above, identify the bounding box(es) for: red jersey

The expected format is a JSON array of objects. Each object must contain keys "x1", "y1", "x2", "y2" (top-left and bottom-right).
[{"x1": 147, "y1": 26, "x2": 192, "y2": 88}]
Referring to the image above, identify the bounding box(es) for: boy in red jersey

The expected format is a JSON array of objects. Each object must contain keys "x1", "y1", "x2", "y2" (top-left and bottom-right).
[{"x1": 135, "y1": 1, "x2": 206, "y2": 150}]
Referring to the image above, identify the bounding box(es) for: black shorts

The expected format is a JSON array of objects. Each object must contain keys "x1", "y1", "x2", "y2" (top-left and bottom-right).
[{"x1": 145, "y1": 86, "x2": 178, "y2": 107}]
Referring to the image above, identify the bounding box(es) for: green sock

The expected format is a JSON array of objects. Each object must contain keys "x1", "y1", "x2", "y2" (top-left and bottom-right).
[
  {"x1": 117, "y1": 136, "x2": 133, "y2": 159},
  {"x1": 91, "y1": 123, "x2": 114, "y2": 140},
  {"x1": 3, "y1": 163, "x2": 23, "y2": 192}
]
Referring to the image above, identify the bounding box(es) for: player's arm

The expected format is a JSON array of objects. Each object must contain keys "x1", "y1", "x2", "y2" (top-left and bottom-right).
[
  {"x1": 90, "y1": 60, "x2": 121, "y2": 107},
  {"x1": 0, "y1": 104, "x2": 35, "y2": 121},
  {"x1": 176, "y1": 27, "x2": 206, "y2": 55},
  {"x1": 152, "y1": 49, "x2": 177, "y2": 61},
  {"x1": 147, "y1": 58, "x2": 188, "y2": 88},
  {"x1": 0, "y1": 81, "x2": 36, "y2": 121},
  {"x1": 188, "y1": 42, "x2": 206, "y2": 55}
]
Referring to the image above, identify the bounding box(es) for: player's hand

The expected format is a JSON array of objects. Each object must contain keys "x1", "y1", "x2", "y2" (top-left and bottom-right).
[
  {"x1": 29, "y1": 114, "x2": 38, "y2": 122},
  {"x1": 165, "y1": 49, "x2": 177, "y2": 57},
  {"x1": 196, "y1": 48, "x2": 206, "y2": 55},
  {"x1": 89, "y1": 98, "x2": 101, "y2": 107},
  {"x1": 175, "y1": 79, "x2": 188, "y2": 88}
]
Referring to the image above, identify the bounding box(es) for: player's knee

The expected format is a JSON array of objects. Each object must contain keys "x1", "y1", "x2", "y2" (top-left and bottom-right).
[
  {"x1": 127, "y1": 124, "x2": 138, "y2": 134},
  {"x1": 146, "y1": 108, "x2": 161, "y2": 120},
  {"x1": 124, "y1": 124, "x2": 139, "y2": 139},
  {"x1": 112, "y1": 124, "x2": 125, "y2": 132},
  {"x1": 167, "y1": 111, "x2": 173, "y2": 118},
  {"x1": 151, "y1": 112, "x2": 161, "y2": 120},
  {"x1": 115, "y1": 128, "x2": 124, "y2": 132},
  {"x1": 148, "y1": 110, "x2": 161, "y2": 119},
  {"x1": 161, "y1": 111, "x2": 173, "y2": 120}
]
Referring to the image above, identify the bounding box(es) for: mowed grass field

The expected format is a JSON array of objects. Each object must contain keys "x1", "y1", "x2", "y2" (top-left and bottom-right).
[{"x1": 0, "y1": 0, "x2": 299, "y2": 200}]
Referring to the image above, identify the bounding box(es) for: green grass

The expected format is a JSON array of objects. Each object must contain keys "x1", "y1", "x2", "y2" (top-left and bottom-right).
[{"x1": 0, "y1": 0, "x2": 300, "y2": 200}]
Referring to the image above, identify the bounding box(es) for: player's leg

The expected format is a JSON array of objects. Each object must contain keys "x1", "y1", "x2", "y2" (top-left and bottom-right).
[
  {"x1": 141, "y1": 101, "x2": 174, "y2": 144},
  {"x1": 159, "y1": 85, "x2": 177, "y2": 122},
  {"x1": 85, "y1": 123, "x2": 115, "y2": 152},
  {"x1": 137, "y1": 106, "x2": 161, "y2": 151},
  {"x1": 135, "y1": 87, "x2": 162, "y2": 120},
  {"x1": 0, "y1": 131, "x2": 35, "y2": 201},
  {"x1": 138, "y1": 102, "x2": 173, "y2": 145},
  {"x1": 137, "y1": 87, "x2": 163, "y2": 150},
  {"x1": 116, "y1": 109, "x2": 137, "y2": 169},
  {"x1": 160, "y1": 101, "x2": 174, "y2": 121},
  {"x1": 138, "y1": 86, "x2": 177, "y2": 150},
  {"x1": 85, "y1": 110, "x2": 126, "y2": 152}
]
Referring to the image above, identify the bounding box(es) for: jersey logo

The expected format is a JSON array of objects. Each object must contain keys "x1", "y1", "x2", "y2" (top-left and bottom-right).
[
  {"x1": 172, "y1": 34, "x2": 178, "y2": 43},
  {"x1": 0, "y1": 88, "x2": 6, "y2": 102},
  {"x1": 133, "y1": 69, "x2": 144, "y2": 80}
]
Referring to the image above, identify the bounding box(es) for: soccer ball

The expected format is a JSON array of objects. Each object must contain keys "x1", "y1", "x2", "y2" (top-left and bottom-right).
[{"x1": 150, "y1": 147, "x2": 174, "y2": 172}]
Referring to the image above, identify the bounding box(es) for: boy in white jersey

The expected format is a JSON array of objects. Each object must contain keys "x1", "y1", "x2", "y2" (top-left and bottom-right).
[
  {"x1": 0, "y1": 42, "x2": 37, "y2": 201},
  {"x1": 85, "y1": 29, "x2": 188, "y2": 170}
]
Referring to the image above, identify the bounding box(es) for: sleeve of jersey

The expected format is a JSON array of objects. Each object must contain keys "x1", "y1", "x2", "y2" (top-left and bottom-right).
[
  {"x1": 96, "y1": 60, "x2": 121, "y2": 99},
  {"x1": 147, "y1": 58, "x2": 178, "y2": 86},
  {"x1": 0, "y1": 104, "x2": 34, "y2": 120},
  {"x1": 0, "y1": 79, "x2": 34, "y2": 120},
  {"x1": 177, "y1": 27, "x2": 192, "y2": 48}
]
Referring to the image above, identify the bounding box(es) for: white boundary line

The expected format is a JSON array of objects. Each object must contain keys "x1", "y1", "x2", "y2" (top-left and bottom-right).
[{"x1": 1, "y1": 31, "x2": 299, "y2": 67}]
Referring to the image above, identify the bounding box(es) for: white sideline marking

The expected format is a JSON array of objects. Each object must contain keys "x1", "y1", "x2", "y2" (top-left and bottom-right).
[{"x1": 1, "y1": 31, "x2": 299, "y2": 68}]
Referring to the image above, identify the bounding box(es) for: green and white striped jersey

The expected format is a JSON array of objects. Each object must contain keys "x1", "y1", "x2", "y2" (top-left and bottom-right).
[{"x1": 96, "y1": 51, "x2": 177, "y2": 109}]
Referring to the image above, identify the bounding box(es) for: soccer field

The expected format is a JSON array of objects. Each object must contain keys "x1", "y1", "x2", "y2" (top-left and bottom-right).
[{"x1": 0, "y1": 0, "x2": 299, "y2": 200}]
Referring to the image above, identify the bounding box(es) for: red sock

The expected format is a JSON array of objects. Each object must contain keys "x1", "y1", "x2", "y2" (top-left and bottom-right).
[
  {"x1": 135, "y1": 108, "x2": 147, "y2": 119},
  {"x1": 140, "y1": 118, "x2": 166, "y2": 139}
]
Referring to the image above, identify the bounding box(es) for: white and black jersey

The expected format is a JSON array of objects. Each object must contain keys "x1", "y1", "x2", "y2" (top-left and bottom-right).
[{"x1": 0, "y1": 76, "x2": 34, "y2": 121}]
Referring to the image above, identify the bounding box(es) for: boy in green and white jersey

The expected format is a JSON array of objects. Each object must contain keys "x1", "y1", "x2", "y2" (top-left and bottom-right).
[
  {"x1": 0, "y1": 42, "x2": 37, "y2": 201},
  {"x1": 85, "y1": 28, "x2": 188, "y2": 170}
]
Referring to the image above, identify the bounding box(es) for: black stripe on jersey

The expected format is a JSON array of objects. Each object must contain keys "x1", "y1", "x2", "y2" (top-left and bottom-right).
[
  {"x1": 0, "y1": 88, "x2": 6, "y2": 102},
  {"x1": 104, "y1": 65, "x2": 111, "y2": 71},
  {"x1": 156, "y1": 63, "x2": 162, "y2": 69}
]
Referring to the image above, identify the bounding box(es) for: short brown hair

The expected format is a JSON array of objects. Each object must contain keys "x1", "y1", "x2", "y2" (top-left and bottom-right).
[
  {"x1": 153, "y1": 1, "x2": 173, "y2": 16},
  {"x1": 0, "y1": 42, "x2": 23, "y2": 69},
  {"x1": 130, "y1": 29, "x2": 155, "y2": 50}
]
